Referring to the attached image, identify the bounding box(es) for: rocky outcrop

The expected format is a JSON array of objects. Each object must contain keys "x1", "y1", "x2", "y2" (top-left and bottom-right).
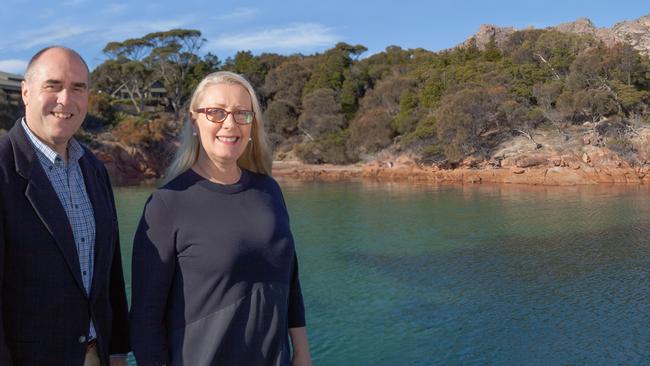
[
  {"x1": 273, "y1": 123, "x2": 650, "y2": 186},
  {"x1": 464, "y1": 14, "x2": 650, "y2": 56},
  {"x1": 273, "y1": 160, "x2": 650, "y2": 186},
  {"x1": 612, "y1": 14, "x2": 650, "y2": 56},
  {"x1": 554, "y1": 17, "x2": 619, "y2": 46},
  {"x1": 92, "y1": 141, "x2": 170, "y2": 186},
  {"x1": 462, "y1": 24, "x2": 516, "y2": 50}
]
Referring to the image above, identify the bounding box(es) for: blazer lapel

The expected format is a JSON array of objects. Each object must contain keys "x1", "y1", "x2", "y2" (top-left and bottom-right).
[
  {"x1": 9, "y1": 122, "x2": 86, "y2": 295},
  {"x1": 79, "y1": 153, "x2": 112, "y2": 301}
]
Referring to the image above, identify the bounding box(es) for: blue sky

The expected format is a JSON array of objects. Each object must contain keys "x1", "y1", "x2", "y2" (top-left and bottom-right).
[{"x1": 1, "y1": 0, "x2": 649, "y2": 74}]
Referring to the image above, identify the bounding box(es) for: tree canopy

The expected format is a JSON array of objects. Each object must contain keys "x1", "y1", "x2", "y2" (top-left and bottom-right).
[{"x1": 83, "y1": 27, "x2": 650, "y2": 165}]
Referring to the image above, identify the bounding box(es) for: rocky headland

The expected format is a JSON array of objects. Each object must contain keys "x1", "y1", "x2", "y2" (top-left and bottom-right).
[
  {"x1": 272, "y1": 124, "x2": 650, "y2": 186},
  {"x1": 90, "y1": 122, "x2": 650, "y2": 186},
  {"x1": 87, "y1": 14, "x2": 650, "y2": 187}
]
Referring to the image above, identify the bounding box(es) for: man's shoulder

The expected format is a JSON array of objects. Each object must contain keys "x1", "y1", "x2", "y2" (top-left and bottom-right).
[
  {"x1": 0, "y1": 132, "x2": 19, "y2": 182},
  {"x1": 0, "y1": 119, "x2": 32, "y2": 163},
  {"x1": 79, "y1": 143, "x2": 103, "y2": 165},
  {"x1": 0, "y1": 131, "x2": 17, "y2": 164},
  {"x1": 77, "y1": 142, "x2": 113, "y2": 185},
  {"x1": 0, "y1": 132, "x2": 13, "y2": 154}
]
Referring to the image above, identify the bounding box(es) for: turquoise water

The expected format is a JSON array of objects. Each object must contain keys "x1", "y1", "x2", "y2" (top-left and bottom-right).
[{"x1": 115, "y1": 181, "x2": 650, "y2": 365}]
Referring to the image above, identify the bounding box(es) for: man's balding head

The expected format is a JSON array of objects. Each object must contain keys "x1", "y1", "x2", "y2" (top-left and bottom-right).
[
  {"x1": 24, "y1": 46, "x2": 90, "y2": 84},
  {"x1": 21, "y1": 46, "x2": 90, "y2": 158}
]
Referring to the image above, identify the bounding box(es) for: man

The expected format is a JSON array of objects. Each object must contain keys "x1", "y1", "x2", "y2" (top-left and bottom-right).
[{"x1": 0, "y1": 46, "x2": 129, "y2": 365}]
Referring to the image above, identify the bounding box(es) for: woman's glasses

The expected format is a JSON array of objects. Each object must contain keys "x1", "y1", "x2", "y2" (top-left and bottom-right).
[{"x1": 195, "y1": 108, "x2": 254, "y2": 125}]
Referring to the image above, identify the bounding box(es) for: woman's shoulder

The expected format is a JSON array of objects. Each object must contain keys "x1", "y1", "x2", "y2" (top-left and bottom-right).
[
  {"x1": 151, "y1": 169, "x2": 202, "y2": 200},
  {"x1": 160, "y1": 169, "x2": 201, "y2": 189},
  {"x1": 246, "y1": 169, "x2": 282, "y2": 191}
]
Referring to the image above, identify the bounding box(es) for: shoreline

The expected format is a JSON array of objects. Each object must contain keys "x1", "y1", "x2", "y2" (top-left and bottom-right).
[
  {"x1": 101, "y1": 158, "x2": 650, "y2": 188},
  {"x1": 271, "y1": 161, "x2": 650, "y2": 186}
]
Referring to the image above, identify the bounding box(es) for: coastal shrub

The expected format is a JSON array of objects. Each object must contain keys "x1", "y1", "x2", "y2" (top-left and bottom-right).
[
  {"x1": 347, "y1": 107, "x2": 393, "y2": 154},
  {"x1": 295, "y1": 130, "x2": 356, "y2": 164},
  {"x1": 557, "y1": 89, "x2": 617, "y2": 123},
  {"x1": 358, "y1": 75, "x2": 416, "y2": 117},
  {"x1": 436, "y1": 86, "x2": 507, "y2": 161},
  {"x1": 392, "y1": 89, "x2": 419, "y2": 135},
  {"x1": 533, "y1": 31, "x2": 597, "y2": 78},
  {"x1": 610, "y1": 80, "x2": 648, "y2": 112},
  {"x1": 85, "y1": 91, "x2": 117, "y2": 130},
  {"x1": 266, "y1": 132, "x2": 283, "y2": 152},
  {"x1": 222, "y1": 51, "x2": 266, "y2": 89},
  {"x1": 81, "y1": 27, "x2": 650, "y2": 167},
  {"x1": 504, "y1": 29, "x2": 546, "y2": 63},
  {"x1": 263, "y1": 59, "x2": 310, "y2": 108},
  {"x1": 607, "y1": 137, "x2": 636, "y2": 164},
  {"x1": 402, "y1": 116, "x2": 437, "y2": 146},
  {"x1": 419, "y1": 144, "x2": 446, "y2": 164},
  {"x1": 340, "y1": 62, "x2": 374, "y2": 120},
  {"x1": 595, "y1": 116, "x2": 625, "y2": 136},
  {"x1": 297, "y1": 88, "x2": 346, "y2": 138},
  {"x1": 302, "y1": 43, "x2": 367, "y2": 97},
  {"x1": 264, "y1": 100, "x2": 299, "y2": 136},
  {"x1": 114, "y1": 114, "x2": 170, "y2": 148}
]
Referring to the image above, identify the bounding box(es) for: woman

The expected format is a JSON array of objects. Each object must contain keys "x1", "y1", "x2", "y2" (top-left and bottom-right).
[{"x1": 130, "y1": 71, "x2": 312, "y2": 366}]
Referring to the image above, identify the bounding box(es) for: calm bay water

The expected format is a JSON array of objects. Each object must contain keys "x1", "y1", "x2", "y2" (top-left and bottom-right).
[{"x1": 115, "y1": 181, "x2": 650, "y2": 365}]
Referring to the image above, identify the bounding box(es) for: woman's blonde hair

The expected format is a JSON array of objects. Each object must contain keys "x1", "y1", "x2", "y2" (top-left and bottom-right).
[{"x1": 164, "y1": 71, "x2": 272, "y2": 183}]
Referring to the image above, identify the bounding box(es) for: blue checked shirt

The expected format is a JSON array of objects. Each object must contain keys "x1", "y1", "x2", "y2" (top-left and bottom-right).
[{"x1": 22, "y1": 119, "x2": 97, "y2": 340}]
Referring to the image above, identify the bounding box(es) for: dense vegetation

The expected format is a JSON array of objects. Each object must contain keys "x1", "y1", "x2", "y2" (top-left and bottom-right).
[{"x1": 3, "y1": 28, "x2": 650, "y2": 165}]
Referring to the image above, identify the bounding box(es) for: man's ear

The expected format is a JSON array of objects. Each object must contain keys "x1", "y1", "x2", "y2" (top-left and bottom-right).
[{"x1": 21, "y1": 80, "x2": 29, "y2": 106}]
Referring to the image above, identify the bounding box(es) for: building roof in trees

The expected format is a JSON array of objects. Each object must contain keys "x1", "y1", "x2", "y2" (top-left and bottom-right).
[{"x1": 0, "y1": 71, "x2": 22, "y2": 93}]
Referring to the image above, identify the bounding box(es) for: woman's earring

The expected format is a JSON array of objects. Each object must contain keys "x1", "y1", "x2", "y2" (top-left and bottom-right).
[
  {"x1": 248, "y1": 137, "x2": 252, "y2": 142},
  {"x1": 192, "y1": 130, "x2": 197, "y2": 136}
]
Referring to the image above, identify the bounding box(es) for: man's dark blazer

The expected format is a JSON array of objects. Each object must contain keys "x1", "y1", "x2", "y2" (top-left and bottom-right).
[{"x1": 0, "y1": 120, "x2": 129, "y2": 365}]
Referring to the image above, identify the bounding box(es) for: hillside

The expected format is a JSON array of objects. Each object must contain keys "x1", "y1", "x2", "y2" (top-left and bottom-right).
[{"x1": 4, "y1": 15, "x2": 650, "y2": 185}]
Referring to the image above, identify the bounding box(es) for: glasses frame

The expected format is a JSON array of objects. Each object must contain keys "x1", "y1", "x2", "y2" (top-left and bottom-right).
[{"x1": 194, "y1": 107, "x2": 254, "y2": 125}]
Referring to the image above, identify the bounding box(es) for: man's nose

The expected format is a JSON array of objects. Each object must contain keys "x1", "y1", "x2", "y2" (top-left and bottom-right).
[{"x1": 57, "y1": 88, "x2": 71, "y2": 104}]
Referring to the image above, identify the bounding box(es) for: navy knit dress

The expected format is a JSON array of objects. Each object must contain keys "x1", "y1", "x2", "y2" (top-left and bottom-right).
[{"x1": 130, "y1": 169, "x2": 306, "y2": 366}]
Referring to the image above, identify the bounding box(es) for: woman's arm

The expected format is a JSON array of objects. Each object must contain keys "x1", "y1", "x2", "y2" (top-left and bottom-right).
[
  {"x1": 289, "y1": 327, "x2": 312, "y2": 366},
  {"x1": 129, "y1": 193, "x2": 176, "y2": 366}
]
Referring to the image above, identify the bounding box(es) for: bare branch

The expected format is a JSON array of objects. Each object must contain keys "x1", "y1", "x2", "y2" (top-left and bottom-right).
[{"x1": 534, "y1": 53, "x2": 561, "y2": 80}]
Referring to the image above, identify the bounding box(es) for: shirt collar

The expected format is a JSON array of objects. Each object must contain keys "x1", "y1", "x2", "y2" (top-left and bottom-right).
[{"x1": 21, "y1": 118, "x2": 84, "y2": 165}]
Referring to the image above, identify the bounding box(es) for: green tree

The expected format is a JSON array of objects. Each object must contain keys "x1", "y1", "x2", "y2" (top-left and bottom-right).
[
  {"x1": 264, "y1": 100, "x2": 299, "y2": 136},
  {"x1": 347, "y1": 107, "x2": 394, "y2": 154},
  {"x1": 532, "y1": 31, "x2": 596, "y2": 79},
  {"x1": 297, "y1": 88, "x2": 346, "y2": 139},
  {"x1": 303, "y1": 42, "x2": 367, "y2": 96},
  {"x1": 144, "y1": 29, "x2": 206, "y2": 117},
  {"x1": 392, "y1": 89, "x2": 419, "y2": 135},
  {"x1": 436, "y1": 86, "x2": 507, "y2": 160},
  {"x1": 263, "y1": 59, "x2": 310, "y2": 108},
  {"x1": 97, "y1": 38, "x2": 155, "y2": 114},
  {"x1": 85, "y1": 90, "x2": 116, "y2": 130},
  {"x1": 557, "y1": 88, "x2": 617, "y2": 123},
  {"x1": 532, "y1": 80, "x2": 564, "y2": 126},
  {"x1": 223, "y1": 51, "x2": 265, "y2": 88}
]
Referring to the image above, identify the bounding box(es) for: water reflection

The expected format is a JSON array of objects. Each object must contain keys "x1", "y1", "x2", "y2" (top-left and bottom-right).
[{"x1": 116, "y1": 181, "x2": 650, "y2": 365}]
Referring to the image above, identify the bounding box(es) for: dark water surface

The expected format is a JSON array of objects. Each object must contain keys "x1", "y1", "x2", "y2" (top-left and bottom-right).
[{"x1": 115, "y1": 181, "x2": 650, "y2": 365}]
